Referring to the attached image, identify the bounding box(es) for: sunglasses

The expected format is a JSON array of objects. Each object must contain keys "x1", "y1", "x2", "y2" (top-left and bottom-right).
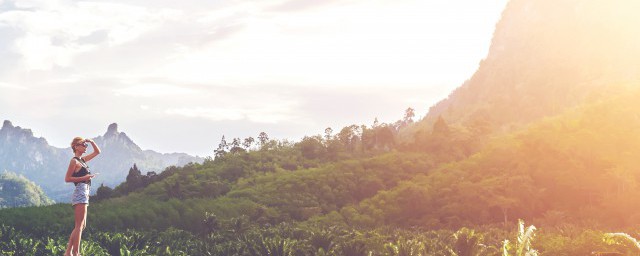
[{"x1": 76, "y1": 143, "x2": 88, "y2": 148}]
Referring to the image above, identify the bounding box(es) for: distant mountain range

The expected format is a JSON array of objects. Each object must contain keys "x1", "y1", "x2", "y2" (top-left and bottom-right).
[{"x1": 0, "y1": 120, "x2": 204, "y2": 202}]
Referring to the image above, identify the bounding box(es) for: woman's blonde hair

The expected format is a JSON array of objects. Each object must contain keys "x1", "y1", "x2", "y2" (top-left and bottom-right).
[{"x1": 71, "y1": 137, "x2": 84, "y2": 153}]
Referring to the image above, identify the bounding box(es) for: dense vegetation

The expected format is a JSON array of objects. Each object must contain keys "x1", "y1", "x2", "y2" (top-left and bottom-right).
[
  {"x1": 337, "y1": 87, "x2": 640, "y2": 230},
  {"x1": 3, "y1": 220, "x2": 640, "y2": 255},
  {"x1": 0, "y1": 171, "x2": 53, "y2": 208}
]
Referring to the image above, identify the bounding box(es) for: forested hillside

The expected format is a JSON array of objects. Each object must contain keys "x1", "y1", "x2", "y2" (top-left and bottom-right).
[
  {"x1": 0, "y1": 171, "x2": 53, "y2": 208},
  {"x1": 337, "y1": 86, "x2": 640, "y2": 229}
]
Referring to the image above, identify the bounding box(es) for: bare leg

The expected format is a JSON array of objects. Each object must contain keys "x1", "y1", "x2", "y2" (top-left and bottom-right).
[
  {"x1": 65, "y1": 233, "x2": 73, "y2": 256},
  {"x1": 65, "y1": 204, "x2": 87, "y2": 256},
  {"x1": 65, "y1": 205, "x2": 79, "y2": 256},
  {"x1": 74, "y1": 203, "x2": 87, "y2": 255}
]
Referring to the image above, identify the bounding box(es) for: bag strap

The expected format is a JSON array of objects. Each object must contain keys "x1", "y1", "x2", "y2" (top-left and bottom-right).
[{"x1": 73, "y1": 157, "x2": 88, "y2": 167}]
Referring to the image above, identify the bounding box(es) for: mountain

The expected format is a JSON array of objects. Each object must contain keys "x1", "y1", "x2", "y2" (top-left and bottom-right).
[
  {"x1": 0, "y1": 171, "x2": 53, "y2": 208},
  {"x1": 89, "y1": 123, "x2": 204, "y2": 187},
  {"x1": 0, "y1": 120, "x2": 204, "y2": 202},
  {"x1": 0, "y1": 120, "x2": 69, "y2": 201},
  {"x1": 414, "y1": 0, "x2": 640, "y2": 136}
]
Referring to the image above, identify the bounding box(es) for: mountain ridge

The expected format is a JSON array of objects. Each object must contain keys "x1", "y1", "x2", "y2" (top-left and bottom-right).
[{"x1": 0, "y1": 120, "x2": 204, "y2": 202}]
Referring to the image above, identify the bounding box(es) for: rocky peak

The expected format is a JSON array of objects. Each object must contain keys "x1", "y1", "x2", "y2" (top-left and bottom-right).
[
  {"x1": 99, "y1": 122, "x2": 137, "y2": 147},
  {"x1": 105, "y1": 123, "x2": 119, "y2": 137},
  {"x1": 1, "y1": 120, "x2": 34, "y2": 138},
  {"x1": 2, "y1": 120, "x2": 14, "y2": 130}
]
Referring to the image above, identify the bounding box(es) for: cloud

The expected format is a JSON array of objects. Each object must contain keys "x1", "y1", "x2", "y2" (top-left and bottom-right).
[
  {"x1": 114, "y1": 83, "x2": 198, "y2": 97},
  {"x1": 267, "y1": 0, "x2": 343, "y2": 12},
  {"x1": 165, "y1": 107, "x2": 245, "y2": 121},
  {"x1": 0, "y1": 0, "x2": 181, "y2": 71},
  {"x1": 164, "y1": 97, "x2": 298, "y2": 123},
  {"x1": 0, "y1": 1, "x2": 11, "y2": 11},
  {"x1": 75, "y1": 29, "x2": 109, "y2": 45},
  {"x1": 0, "y1": 2, "x2": 251, "y2": 79},
  {"x1": 0, "y1": 81, "x2": 27, "y2": 90},
  {"x1": 86, "y1": 0, "x2": 233, "y2": 11},
  {"x1": 0, "y1": 23, "x2": 23, "y2": 76}
]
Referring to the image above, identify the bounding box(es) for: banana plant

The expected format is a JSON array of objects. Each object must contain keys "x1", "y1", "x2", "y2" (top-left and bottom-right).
[
  {"x1": 384, "y1": 237, "x2": 426, "y2": 256},
  {"x1": 603, "y1": 232, "x2": 640, "y2": 254},
  {"x1": 308, "y1": 228, "x2": 337, "y2": 253},
  {"x1": 453, "y1": 228, "x2": 484, "y2": 256},
  {"x1": 503, "y1": 219, "x2": 538, "y2": 256},
  {"x1": 339, "y1": 240, "x2": 368, "y2": 256},
  {"x1": 243, "y1": 234, "x2": 297, "y2": 256},
  {"x1": 44, "y1": 237, "x2": 65, "y2": 255},
  {"x1": 79, "y1": 240, "x2": 109, "y2": 255}
]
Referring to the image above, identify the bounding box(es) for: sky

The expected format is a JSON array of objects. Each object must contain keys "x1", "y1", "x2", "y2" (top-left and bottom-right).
[{"x1": 0, "y1": 0, "x2": 508, "y2": 157}]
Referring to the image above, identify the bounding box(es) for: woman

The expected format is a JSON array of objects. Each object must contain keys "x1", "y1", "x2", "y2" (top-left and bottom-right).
[{"x1": 64, "y1": 137, "x2": 101, "y2": 256}]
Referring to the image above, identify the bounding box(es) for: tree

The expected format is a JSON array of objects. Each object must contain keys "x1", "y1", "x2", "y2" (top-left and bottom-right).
[
  {"x1": 231, "y1": 137, "x2": 241, "y2": 148},
  {"x1": 482, "y1": 174, "x2": 539, "y2": 226},
  {"x1": 229, "y1": 137, "x2": 245, "y2": 154},
  {"x1": 214, "y1": 135, "x2": 228, "y2": 159},
  {"x1": 140, "y1": 171, "x2": 158, "y2": 188},
  {"x1": 404, "y1": 107, "x2": 415, "y2": 124},
  {"x1": 258, "y1": 132, "x2": 269, "y2": 149},
  {"x1": 416, "y1": 115, "x2": 457, "y2": 155},
  {"x1": 94, "y1": 183, "x2": 113, "y2": 201},
  {"x1": 166, "y1": 181, "x2": 182, "y2": 199},
  {"x1": 338, "y1": 125, "x2": 360, "y2": 152},
  {"x1": 203, "y1": 211, "x2": 219, "y2": 235},
  {"x1": 324, "y1": 127, "x2": 333, "y2": 142},
  {"x1": 375, "y1": 125, "x2": 395, "y2": 151},
  {"x1": 359, "y1": 125, "x2": 368, "y2": 153},
  {"x1": 432, "y1": 115, "x2": 450, "y2": 136},
  {"x1": 393, "y1": 120, "x2": 404, "y2": 131},
  {"x1": 299, "y1": 136, "x2": 325, "y2": 159},
  {"x1": 243, "y1": 137, "x2": 255, "y2": 150},
  {"x1": 126, "y1": 164, "x2": 142, "y2": 190}
]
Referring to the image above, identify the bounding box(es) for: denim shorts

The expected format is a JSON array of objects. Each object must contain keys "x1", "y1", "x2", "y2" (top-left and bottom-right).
[{"x1": 71, "y1": 183, "x2": 90, "y2": 206}]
